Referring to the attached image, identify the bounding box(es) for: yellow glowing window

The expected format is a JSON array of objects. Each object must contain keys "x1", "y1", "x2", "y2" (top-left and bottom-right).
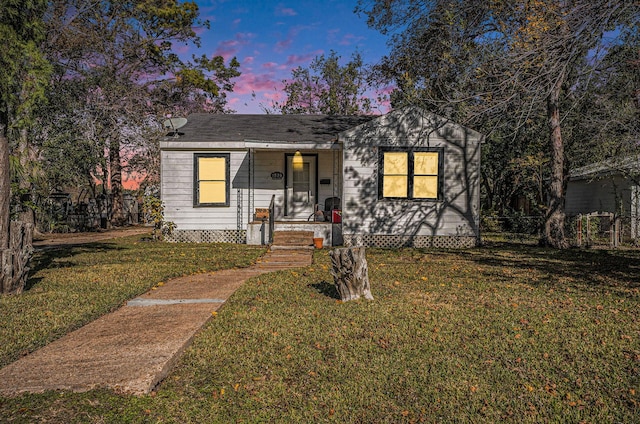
[
  {"x1": 195, "y1": 154, "x2": 229, "y2": 206},
  {"x1": 413, "y1": 152, "x2": 439, "y2": 199},
  {"x1": 379, "y1": 149, "x2": 441, "y2": 200},
  {"x1": 415, "y1": 152, "x2": 439, "y2": 175},
  {"x1": 382, "y1": 152, "x2": 408, "y2": 198}
]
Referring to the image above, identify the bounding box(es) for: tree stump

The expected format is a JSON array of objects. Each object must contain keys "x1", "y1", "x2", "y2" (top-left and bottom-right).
[
  {"x1": 1, "y1": 222, "x2": 33, "y2": 294},
  {"x1": 329, "y1": 247, "x2": 373, "y2": 302}
]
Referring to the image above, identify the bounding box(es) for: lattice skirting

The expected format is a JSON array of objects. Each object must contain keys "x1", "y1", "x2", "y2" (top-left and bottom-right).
[
  {"x1": 165, "y1": 229, "x2": 246, "y2": 244},
  {"x1": 343, "y1": 234, "x2": 478, "y2": 249}
]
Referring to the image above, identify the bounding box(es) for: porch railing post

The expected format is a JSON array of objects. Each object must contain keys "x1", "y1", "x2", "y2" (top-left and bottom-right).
[{"x1": 268, "y1": 194, "x2": 275, "y2": 245}]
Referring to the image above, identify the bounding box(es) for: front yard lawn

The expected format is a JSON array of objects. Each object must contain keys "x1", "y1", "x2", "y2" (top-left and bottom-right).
[
  {"x1": 1, "y1": 241, "x2": 638, "y2": 423},
  {"x1": 0, "y1": 236, "x2": 265, "y2": 368}
]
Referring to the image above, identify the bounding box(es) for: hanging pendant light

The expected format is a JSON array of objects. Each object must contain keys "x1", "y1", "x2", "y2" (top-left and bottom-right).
[{"x1": 293, "y1": 150, "x2": 303, "y2": 171}]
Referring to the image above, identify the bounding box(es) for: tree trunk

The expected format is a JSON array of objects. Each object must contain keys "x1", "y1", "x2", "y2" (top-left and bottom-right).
[
  {"x1": 1, "y1": 222, "x2": 34, "y2": 294},
  {"x1": 17, "y1": 127, "x2": 37, "y2": 227},
  {"x1": 542, "y1": 76, "x2": 569, "y2": 249},
  {"x1": 109, "y1": 137, "x2": 125, "y2": 226},
  {"x1": 0, "y1": 121, "x2": 28, "y2": 293},
  {"x1": 0, "y1": 130, "x2": 10, "y2": 251},
  {"x1": 329, "y1": 247, "x2": 374, "y2": 302}
]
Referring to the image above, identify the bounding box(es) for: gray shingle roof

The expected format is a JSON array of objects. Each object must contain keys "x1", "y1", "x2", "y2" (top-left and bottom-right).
[
  {"x1": 570, "y1": 156, "x2": 640, "y2": 180},
  {"x1": 166, "y1": 114, "x2": 377, "y2": 143}
]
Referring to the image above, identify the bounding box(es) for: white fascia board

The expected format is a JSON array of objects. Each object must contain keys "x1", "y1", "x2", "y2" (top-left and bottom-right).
[
  {"x1": 160, "y1": 140, "x2": 247, "y2": 150},
  {"x1": 244, "y1": 139, "x2": 341, "y2": 150}
]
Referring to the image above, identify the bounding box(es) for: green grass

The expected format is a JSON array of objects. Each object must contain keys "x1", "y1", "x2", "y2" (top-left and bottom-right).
[
  {"x1": 0, "y1": 235, "x2": 265, "y2": 368},
  {"x1": 1, "y1": 241, "x2": 638, "y2": 423}
]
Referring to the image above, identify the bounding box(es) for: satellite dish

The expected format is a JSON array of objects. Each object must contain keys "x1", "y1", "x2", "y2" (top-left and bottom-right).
[
  {"x1": 163, "y1": 117, "x2": 188, "y2": 131},
  {"x1": 162, "y1": 117, "x2": 187, "y2": 138}
]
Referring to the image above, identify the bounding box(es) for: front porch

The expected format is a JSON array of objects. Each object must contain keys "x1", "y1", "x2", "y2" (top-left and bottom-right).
[
  {"x1": 247, "y1": 144, "x2": 342, "y2": 222},
  {"x1": 246, "y1": 145, "x2": 343, "y2": 247}
]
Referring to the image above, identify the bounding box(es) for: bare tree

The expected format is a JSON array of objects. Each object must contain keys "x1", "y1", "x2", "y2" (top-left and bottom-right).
[{"x1": 358, "y1": 0, "x2": 640, "y2": 247}]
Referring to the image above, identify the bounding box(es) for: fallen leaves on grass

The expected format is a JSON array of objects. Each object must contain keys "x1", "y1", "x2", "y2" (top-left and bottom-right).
[{"x1": 4, "y1": 243, "x2": 640, "y2": 423}]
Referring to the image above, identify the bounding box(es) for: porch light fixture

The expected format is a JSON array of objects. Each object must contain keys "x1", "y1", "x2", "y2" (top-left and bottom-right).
[{"x1": 292, "y1": 150, "x2": 303, "y2": 171}]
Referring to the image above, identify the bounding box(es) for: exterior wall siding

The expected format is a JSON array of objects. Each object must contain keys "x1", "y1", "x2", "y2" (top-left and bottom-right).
[
  {"x1": 251, "y1": 151, "x2": 286, "y2": 218},
  {"x1": 161, "y1": 149, "x2": 342, "y2": 238},
  {"x1": 317, "y1": 151, "x2": 342, "y2": 211},
  {"x1": 340, "y1": 108, "x2": 482, "y2": 247},
  {"x1": 161, "y1": 150, "x2": 248, "y2": 231},
  {"x1": 566, "y1": 177, "x2": 634, "y2": 216}
]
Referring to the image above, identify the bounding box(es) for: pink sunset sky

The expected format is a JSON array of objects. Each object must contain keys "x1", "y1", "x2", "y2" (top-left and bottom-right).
[{"x1": 188, "y1": 0, "x2": 392, "y2": 114}]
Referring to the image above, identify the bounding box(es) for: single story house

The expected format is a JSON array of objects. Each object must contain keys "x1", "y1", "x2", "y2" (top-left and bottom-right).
[
  {"x1": 159, "y1": 107, "x2": 483, "y2": 248},
  {"x1": 566, "y1": 157, "x2": 640, "y2": 238}
]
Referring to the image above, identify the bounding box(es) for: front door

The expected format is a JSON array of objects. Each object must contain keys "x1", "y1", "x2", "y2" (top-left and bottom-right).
[{"x1": 285, "y1": 154, "x2": 317, "y2": 218}]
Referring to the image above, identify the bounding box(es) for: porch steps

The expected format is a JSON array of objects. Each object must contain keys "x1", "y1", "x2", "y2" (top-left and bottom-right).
[{"x1": 271, "y1": 230, "x2": 314, "y2": 250}]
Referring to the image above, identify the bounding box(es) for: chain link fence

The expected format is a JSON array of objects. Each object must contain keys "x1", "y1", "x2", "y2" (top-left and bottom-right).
[
  {"x1": 35, "y1": 193, "x2": 140, "y2": 233},
  {"x1": 480, "y1": 215, "x2": 543, "y2": 244},
  {"x1": 481, "y1": 214, "x2": 640, "y2": 248}
]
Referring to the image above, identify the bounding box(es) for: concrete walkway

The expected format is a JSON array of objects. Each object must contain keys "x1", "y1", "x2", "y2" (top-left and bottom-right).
[
  {"x1": 0, "y1": 248, "x2": 313, "y2": 396},
  {"x1": 32, "y1": 227, "x2": 152, "y2": 250}
]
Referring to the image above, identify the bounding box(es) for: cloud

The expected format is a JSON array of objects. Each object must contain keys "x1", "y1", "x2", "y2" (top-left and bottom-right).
[
  {"x1": 326, "y1": 28, "x2": 366, "y2": 47},
  {"x1": 257, "y1": 91, "x2": 286, "y2": 112},
  {"x1": 262, "y1": 91, "x2": 286, "y2": 108},
  {"x1": 378, "y1": 84, "x2": 396, "y2": 95},
  {"x1": 174, "y1": 44, "x2": 192, "y2": 55},
  {"x1": 275, "y1": 5, "x2": 297, "y2": 16},
  {"x1": 339, "y1": 33, "x2": 365, "y2": 46},
  {"x1": 275, "y1": 38, "x2": 292, "y2": 53},
  {"x1": 214, "y1": 46, "x2": 239, "y2": 61},
  {"x1": 263, "y1": 91, "x2": 285, "y2": 101},
  {"x1": 212, "y1": 32, "x2": 256, "y2": 60},
  {"x1": 284, "y1": 50, "x2": 324, "y2": 67},
  {"x1": 273, "y1": 24, "x2": 313, "y2": 53},
  {"x1": 192, "y1": 25, "x2": 208, "y2": 36},
  {"x1": 365, "y1": 85, "x2": 394, "y2": 114},
  {"x1": 262, "y1": 62, "x2": 279, "y2": 69},
  {"x1": 243, "y1": 56, "x2": 255, "y2": 65},
  {"x1": 327, "y1": 28, "x2": 341, "y2": 43},
  {"x1": 219, "y1": 39, "x2": 240, "y2": 48},
  {"x1": 195, "y1": 4, "x2": 217, "y2": 22},
  {"x1": 232, "y1": 7, "x2": 249, "y2": 14},
  {"x1": 233, "y1": 71, "x2": 283, "y2": 95}
]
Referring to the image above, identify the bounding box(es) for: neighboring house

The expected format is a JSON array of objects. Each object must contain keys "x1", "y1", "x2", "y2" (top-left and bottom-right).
[
  {"x1": 159, "y1": 107, "x2": 483, "y2": 248},
  {"x1": 566, "y1": 157, "x2": 640, "y2": 238}
]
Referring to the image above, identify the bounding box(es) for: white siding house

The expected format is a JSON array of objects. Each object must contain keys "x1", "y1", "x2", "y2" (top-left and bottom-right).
[
  {"x1": 159, "y1": 107, "x2": 483, "y2": 248},
  {"x1": 566, "y1": 158, "x2": 640, "y2": 239},
  {"x1": 340, "y1": 108, "x2": 483, "y2": 248}
]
